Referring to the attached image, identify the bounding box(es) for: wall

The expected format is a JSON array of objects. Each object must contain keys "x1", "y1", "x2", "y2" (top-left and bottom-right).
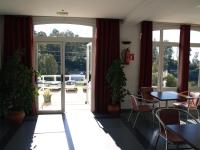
[{"x1": 120, "y1": 22, "x2": 141, "y2": 109}]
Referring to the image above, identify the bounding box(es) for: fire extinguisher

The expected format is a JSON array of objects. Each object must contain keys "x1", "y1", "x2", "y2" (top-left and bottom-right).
[{"x1": 123, "y1": 48, "x2": 134, "y2": 65}]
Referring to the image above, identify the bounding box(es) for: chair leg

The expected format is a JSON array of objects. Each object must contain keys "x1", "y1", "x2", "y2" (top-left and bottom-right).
[
  {"x1": 154, "y1": 134, "x2": 160, "y2": 150},
  {"x1": 128, "y1": 109, "x2": 133, "y2": 122},
  {"x1": 196, "y1": 109, "x2": 199, "y2": 120},
  {"x1": 132, "y1": 112, "x2": 140, "y2": 128}
]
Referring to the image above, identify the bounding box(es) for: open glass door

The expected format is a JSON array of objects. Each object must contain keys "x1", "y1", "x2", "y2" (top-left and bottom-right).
[
  {"x1": 36, "y1": 43, "x2": 63, "y2": 112},
  {"x1": 65, "y1": 42, "x2": 91, "y2": 110}
]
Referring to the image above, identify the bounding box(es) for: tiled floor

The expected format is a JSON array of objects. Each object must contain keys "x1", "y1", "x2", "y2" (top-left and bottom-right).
[
  {"x1": 2, "y1": 107, "x2": 197, "y2": 150},
  {"x1": 2, "y1": 109, "x2": 146, "y2": 150}
]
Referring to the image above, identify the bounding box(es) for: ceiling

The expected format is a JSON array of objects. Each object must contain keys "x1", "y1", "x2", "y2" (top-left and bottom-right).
[{"x1": 0, "y1": 0, "x2": 200, "y2": 24}]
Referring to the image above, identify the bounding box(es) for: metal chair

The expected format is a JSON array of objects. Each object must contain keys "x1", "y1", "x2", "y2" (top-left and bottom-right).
[
  {"x1": 140, "y1": 87, "x2": 160, "y2": 108},
  {"x1": 154, "y1": 107, "x2": 199, "y2": 150},
  {"x1": 173, "y1": 91, "x2": 200, "y2": 119},
  {"x1": 128, "y1": 94, "x2": 154, "y2": 128}
]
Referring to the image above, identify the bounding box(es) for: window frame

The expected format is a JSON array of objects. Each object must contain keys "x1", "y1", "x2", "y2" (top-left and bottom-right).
[{"x1": 153, "y1": 24, "x2": 180, "y2": 91}]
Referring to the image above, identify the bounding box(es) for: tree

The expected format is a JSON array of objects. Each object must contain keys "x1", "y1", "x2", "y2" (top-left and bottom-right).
[
  {"x1": 38, "y1": 53, "x2": 58, "y2": 75},
  {"x1": 164, "y1": 73, "x2": 177, "y2": 87}
]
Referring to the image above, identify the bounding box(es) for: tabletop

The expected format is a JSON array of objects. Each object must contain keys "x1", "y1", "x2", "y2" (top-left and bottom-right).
[
  {"x1": 167, "y1": 124, "x2": 200, "y2": 150},
  {"x1": 150, "y1": 91, "x2": 184, "y2": 102}
]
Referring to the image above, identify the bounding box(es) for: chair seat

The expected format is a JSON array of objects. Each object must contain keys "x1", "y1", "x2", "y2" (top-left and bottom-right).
[
  {"x1": 161, "y1": 130, "x2": 184, "y2": 144},
  {"x1": 173, "y1": 102, "x2": 197, "y2": 108},
  {"x1": 138, "y1": 105, "x2": 153, "y2": 112}
]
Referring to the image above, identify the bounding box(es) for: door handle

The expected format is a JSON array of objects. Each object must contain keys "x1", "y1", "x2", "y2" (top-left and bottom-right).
[{"x1": 61, "y1": 74, "x2": 63, "y2": 83}]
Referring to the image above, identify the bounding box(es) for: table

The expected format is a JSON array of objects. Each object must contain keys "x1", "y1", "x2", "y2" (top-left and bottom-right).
[
  {"x1": 150, "y1": 91, "x2": 188, "y2": 107},
  {"x1": 167, "y1": 124, "x2": 200, "y2": 150}
]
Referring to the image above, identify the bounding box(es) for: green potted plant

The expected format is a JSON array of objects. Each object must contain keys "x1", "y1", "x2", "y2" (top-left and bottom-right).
[
  {"x1": 0, "y1": 53, "x2": 37, "y2": 124},
  {"x1": 43, "y1": 89, "x2": 52, "y2": 104},
  {"x1": 106, "y1": 58, "x2": 128, "y2": 115}
]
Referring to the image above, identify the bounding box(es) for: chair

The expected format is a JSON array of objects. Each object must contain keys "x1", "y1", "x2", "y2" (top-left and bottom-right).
[
  {"x1": 140, "y1": 87, "x2": 160, "y2": 108},
  {"x1": 128, "y1": 94, "x2": 154, "y2": 128},
  {"x1": 173, "y1": 91, "x2": 200, "y2": 119},
  {"x1": 154, "y1": 107, "x2": 198, "y2": 150}
]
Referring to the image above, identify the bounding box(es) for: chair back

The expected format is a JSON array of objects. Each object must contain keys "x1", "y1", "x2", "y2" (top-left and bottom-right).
[
  {"x1": 130, "y1": 95, "x2": 139, "y2": 111},
  {"x1": 140, "y1": 87, "x2": 154, "y2": 100},
  {"x1": 159, "y1": 109, "x2": 180, "y2": 125},
  {"x1": 189, "y1": 92, "x2": 200, "y2": 107}
]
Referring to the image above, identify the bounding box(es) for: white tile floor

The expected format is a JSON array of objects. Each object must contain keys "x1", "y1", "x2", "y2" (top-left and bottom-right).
[{"x1": 4, "y1": 109, "x2": 145, "y2": 150}]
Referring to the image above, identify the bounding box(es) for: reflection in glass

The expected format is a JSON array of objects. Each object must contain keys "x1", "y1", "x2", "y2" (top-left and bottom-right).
[
  {"x1": 152, "y1": 46, "x2": 159, "y2": 86},
  {"x1": 163, "y1": 46, "x2": 179, "y2": 87},
  {"x1": 189, "y1": 47, "x2": 200, "y2": 90}
]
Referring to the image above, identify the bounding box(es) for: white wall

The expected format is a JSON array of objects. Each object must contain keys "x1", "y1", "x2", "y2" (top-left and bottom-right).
[{"x1": 120, "y1": 22, "x2": 141, "y2": 109}]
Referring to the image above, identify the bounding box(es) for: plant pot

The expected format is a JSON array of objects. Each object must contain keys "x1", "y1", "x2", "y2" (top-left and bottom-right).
[
  {"x1": 107, "y1": 104, "x2": 120, "y2": 117},
  {"x1": 43, "y1": 95, "x2": 51, "y2": 103},
  {"x1": 6, "y1": 111, "x2": 25, "y2": 124}
]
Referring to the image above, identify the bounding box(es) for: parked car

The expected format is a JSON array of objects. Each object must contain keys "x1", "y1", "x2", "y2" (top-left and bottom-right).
[{"x1": 65, "y1": 80, "x2": 77, "y2": 92}]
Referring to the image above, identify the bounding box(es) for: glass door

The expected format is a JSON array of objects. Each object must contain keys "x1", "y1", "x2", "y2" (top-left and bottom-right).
[
  {"x1": 64, "y1": 42, "x2": 91, "y2": 109},
  {"x1": 36, "y1": 43, "x2": 63, "y2": 112}
]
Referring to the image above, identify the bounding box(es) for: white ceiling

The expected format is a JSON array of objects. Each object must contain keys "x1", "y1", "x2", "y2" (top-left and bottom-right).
[{"x1": 0, "y1": 0, "x2": 200, "y2": 24}]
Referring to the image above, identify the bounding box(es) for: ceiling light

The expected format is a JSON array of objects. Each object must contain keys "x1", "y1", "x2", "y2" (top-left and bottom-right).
[{"x1": 56, "y1": 10, "x2": 68, "y2": 16}]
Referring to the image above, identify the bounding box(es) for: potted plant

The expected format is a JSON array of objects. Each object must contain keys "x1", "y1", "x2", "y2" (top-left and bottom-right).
[
  {"x1": 0, "y1": 54, "x2": 37, "y2": 124},
  {"x1": 43, "y1": 89, "x2": 52, "y2": 104},
  {"x1": 106, "y1": 58, "x2": 128, "y2": 116}
]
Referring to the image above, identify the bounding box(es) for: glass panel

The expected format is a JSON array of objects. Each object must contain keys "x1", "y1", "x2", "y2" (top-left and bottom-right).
[
  {"x1": 163, "y1": 29, "x2": 180, "y2": 42},
  {"x1": 189, "y1": 47, "x2": 200, "y2": 90},
  {"x1": 163, "y1": 46, "x2": 179, "y2": 87},
  {"x1": 152, "y1": 46, "x2": 159, "y2": 87},
  {"x1": 34, "y1": 24, "x2": 93, "y2": 38},
  {"x1": 37, "y1": 43, "x2": 62, "y2": 111},
  {"x1": 153, "y1": 30, "x2": 160, "y2": 42},
  {"x1": 190, "y1": 30, "x2": 200, "y2": 43},
  {"x1": 65, "y1": 42, "x2": 91, "y2": 106}
]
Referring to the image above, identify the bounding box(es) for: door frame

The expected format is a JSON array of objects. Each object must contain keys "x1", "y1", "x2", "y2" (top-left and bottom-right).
[{"x1": 34, "y1": 37, "x2": 93, "y2": 114}]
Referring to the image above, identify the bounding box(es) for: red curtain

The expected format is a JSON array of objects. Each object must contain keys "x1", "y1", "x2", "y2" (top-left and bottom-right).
[
  {"x1": 4, "y1": 15, "x2": 33, "y2": 69},
  {"x1": 138, "y1": 21, "x2": 153, "y2": 89},
  {"x1": 3, "y1": 15, "x2": 35, "y2": 114},
  {"x1": 94, "y1": 18, "x2": 120, "y2": 113},
  {"x1": 177, "y1": 25, "x2": 190, "y2": 93}
]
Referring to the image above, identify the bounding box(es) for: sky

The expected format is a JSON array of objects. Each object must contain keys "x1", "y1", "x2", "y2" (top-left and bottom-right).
[
  {"x1": 34, "y1": 24, "x2": 93, "y2": 38},
  {"x1": 153, "y1": 29, "x2": 200, "y2": 60}
]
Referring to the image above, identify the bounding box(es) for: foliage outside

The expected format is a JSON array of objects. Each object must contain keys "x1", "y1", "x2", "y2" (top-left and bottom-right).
[
  {"x1": 35, "y1": 29, "x2": 87, "y2": 75},
  {"x1": 152, "y1": 46, "x2": 200, "y2": 88},
  {"x1": 106, "y1": 59, "x2": 127, "y2": 105}
]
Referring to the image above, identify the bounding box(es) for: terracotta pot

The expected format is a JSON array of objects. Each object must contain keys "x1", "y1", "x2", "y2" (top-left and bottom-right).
[
  {"x1": 43, "y1": 95, "x2": 51, "y2": 103},
  {"x1": 6, "y1": 111, "x2": 25, "y2": 124},
  {"x1": 107, "y1": 104, "x2": 120, "y2": 117}
]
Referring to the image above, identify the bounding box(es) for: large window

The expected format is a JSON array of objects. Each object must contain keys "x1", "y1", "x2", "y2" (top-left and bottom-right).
[
  {"x1": 189, "y1": 30, "x2": 200, "y2": 90},
  {"x1": 152, "y1": 27, "x2": 180, "y2": 90}
]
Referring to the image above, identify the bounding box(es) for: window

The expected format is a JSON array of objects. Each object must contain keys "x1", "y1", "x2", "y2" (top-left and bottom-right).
[
  {"x1": 189, "y1": 30, "x2": 200, "y2": 90},
  {"x1": 152, "y1": 27, "x2": 180, "y2": 90},
  {"x1": 34, "y1": 24, "x2": 93, "y2": 38}
]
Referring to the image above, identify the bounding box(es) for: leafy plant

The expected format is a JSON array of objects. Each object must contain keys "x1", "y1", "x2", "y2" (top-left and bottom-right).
[
  {"x1": 106, "y1": 59, "x2": 128, "y2": 105},
  {"x1": 0, "y1": 54, "x2": 37, "y2": 117},
  {"x1": 43, "y1": 89, "x2": 52, "y2": 96}
]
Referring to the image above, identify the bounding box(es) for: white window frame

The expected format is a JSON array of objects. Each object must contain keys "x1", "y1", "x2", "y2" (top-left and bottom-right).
[
  {"x1": 33, "y1": 18, "x2": 96, "y2": 113},
  {"x1": 153, "y1": 23, "x2": 180, "y2": 91},
  {"x1": 189, "y1": 28, "x2": 200, "y2": 90}
]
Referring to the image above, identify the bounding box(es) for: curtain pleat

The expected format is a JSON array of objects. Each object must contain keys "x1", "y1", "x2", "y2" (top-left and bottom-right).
[{"x1": 94, "y1": 18, "x2": 120, "y2": 113}]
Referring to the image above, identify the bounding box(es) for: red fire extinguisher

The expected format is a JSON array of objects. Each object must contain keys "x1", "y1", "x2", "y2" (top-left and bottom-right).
[{"x1": 123, "y1": 48, "x2": 134, "y2": 65}]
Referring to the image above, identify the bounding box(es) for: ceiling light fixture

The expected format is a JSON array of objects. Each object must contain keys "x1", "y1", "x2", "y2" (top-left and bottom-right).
[{"x1": 56, "y1": 9, "x2": 68, "y2": 16}]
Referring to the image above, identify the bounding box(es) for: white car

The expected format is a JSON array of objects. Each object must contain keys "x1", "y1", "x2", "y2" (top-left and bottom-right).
[{"x1": 65, "y1": 80, "x2": 77, "y2": 92}]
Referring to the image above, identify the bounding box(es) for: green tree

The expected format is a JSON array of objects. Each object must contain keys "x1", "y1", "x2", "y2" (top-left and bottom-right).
[
  {"x1": 38, "y1": 53, "x2": 58, "y2": 75},
  {"x1": 164, "y1": 73, "x2": 177, "y2": 87}
]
